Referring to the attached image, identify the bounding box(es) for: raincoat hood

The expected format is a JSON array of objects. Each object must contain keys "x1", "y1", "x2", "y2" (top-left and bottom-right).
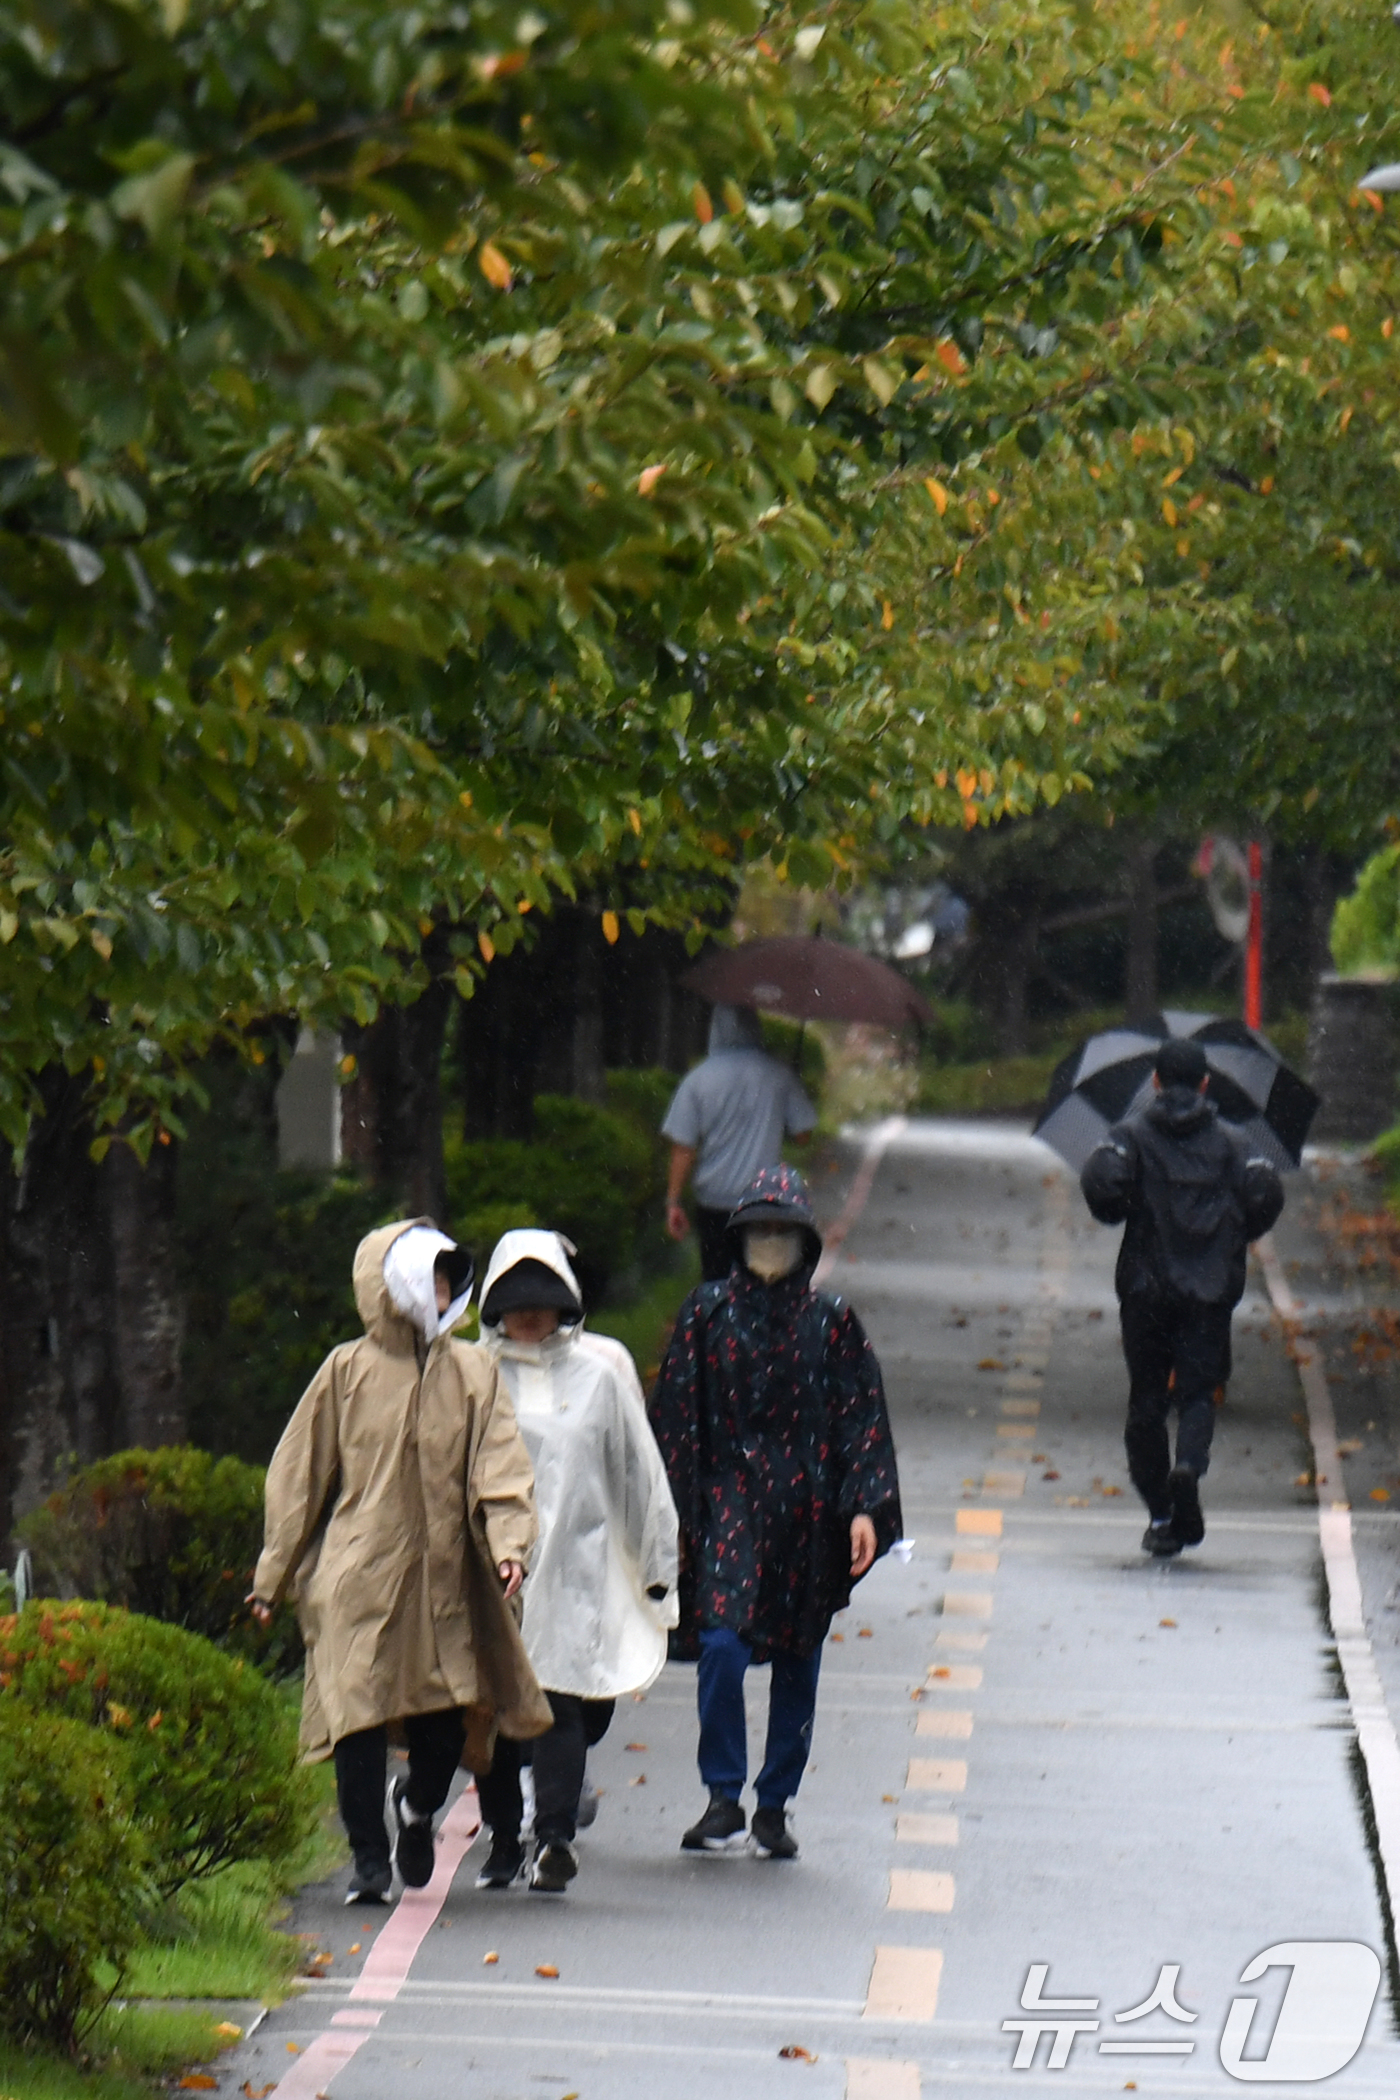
[
  {"x1": 353, "y1": 1220, "x2": 472, "y2": 1346},
  {"x1": 725, "y1": 1163, "x2": 823, "y2": 1271},
  {"x1": 480, "y1": 1229, "x2": 584, "y2": 1328},
  {"x1": 708, "y1": 1003, "x2": 764, "y2": 1053}
]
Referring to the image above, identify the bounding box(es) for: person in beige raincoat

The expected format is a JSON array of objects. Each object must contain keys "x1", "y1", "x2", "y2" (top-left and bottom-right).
[{"x1": 250, "y1": 1220, "x2": 551, "y2": 1903}]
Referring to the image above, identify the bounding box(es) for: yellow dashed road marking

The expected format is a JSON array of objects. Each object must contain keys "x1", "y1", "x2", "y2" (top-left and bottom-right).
[
  {"x1": 949, "y1": 1549, "x2": 998, "y2": 1573},
  {"x1": 888, "y1": 1868, "x2": 955, "y2": 1913},
  {"x1": 982, "y1": 1470, "x2": 1026, "y2": 1496},
  {"x1": 933, "y1": 1629, "x2": 987, "y2": 1652},
  {"x1": 845, "y1": 2056, "x2": 921, "y2": 2099},
  {"x1": 896, "y1": 1810, "x2": 958, "y2": 1845},
  {"x1": 916, "y1": 1708, "x2": 973, "y2": 1739},
  {"x1": 942, "y1": 1591, "x2": 993, "y2": 1616},
  {"x1": 995, "y1": 1424, "x2": 1035, "y2": 1440},
  {"x1": 907, "y1": 1757, "x2": 967, "y2": 1791},
  {"x1": 864, "y1": 1946, "x2": 943, "y2": 2021},
  {"x1": 1000, "y1": 1399, "x2": 1040, "y2": 1417},
  {"x1": 956, "y1": 1508, "x2": 1002, "y2": 1536}
]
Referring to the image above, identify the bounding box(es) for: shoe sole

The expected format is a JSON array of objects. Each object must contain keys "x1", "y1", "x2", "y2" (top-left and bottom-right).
[
  {"x1": 476, "y1": 1868, "x2": 524, "y2": 1889},
  {"x1": 751, "y1": 1840, "x2": 798, "y2": 1860},
  {"x1": 681, "y1": 1831, "x2": 748, "y2": 1853}
]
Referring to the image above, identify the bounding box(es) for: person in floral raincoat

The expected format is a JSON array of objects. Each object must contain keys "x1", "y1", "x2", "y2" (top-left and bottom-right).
[{"x1": 649, "y1": 1164, "x2": 901, "y2": 1861}]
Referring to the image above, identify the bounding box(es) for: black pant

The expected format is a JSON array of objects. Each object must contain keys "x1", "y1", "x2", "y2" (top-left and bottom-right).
[
  {"x1": 1120, "y1": 1294, "x2": 1233, "y2": 1520},
  {"x1": 697, "y1": 1206, "x2": 734, "y2": 1282},
  {"x1": 476, "y1": 1693, "x2": 615, "y2": 1846},
  {"x1": 333, "y1": 1708, "x2": 466, "y2": 1871}
]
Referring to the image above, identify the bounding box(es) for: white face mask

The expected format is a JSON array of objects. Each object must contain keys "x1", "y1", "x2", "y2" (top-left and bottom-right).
[{"x1": 744, "y1": 1226, "x2": 804, "y2": 1282}]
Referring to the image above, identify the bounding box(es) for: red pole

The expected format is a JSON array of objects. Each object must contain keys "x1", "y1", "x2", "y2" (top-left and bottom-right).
[{"x1": 1244, "y1": 838, "x2": 1263, "y2": 1031}]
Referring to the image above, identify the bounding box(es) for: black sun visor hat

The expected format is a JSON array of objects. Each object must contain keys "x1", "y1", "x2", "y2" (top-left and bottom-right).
[
  {"x1": 480, "y1": 1256, "x2": 582, "y2": 1326},
  {"x1": 433, "y1": 1245, "x2": 476, "y2": 1303}
]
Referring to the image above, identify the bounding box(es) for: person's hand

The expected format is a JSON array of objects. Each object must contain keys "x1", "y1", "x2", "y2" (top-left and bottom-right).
[
  {"x1": 498, "y1": 1560, "x2": 525, "y2": 1600},
  {"x1": 666, "y1": 1201, "x2": 691, "y2": 1242},
  {"x1": 245, "y1": 1593, "x2": 273, "y2": 1627},
  {"x1": 849, "y1": 1516, "x2": 877, "y2": 1579}
]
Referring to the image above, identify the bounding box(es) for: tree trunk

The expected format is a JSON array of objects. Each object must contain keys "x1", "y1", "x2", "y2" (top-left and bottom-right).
[
  {"x1": 342, "y1": 972, "x2": 453, "y2": 1219},
  {"x1": 0, "y1": 1069, "x2": 185, "y2": 1549},
  {"x1": 1124, "y1": 839, "x2": 1160, "y2": 1027},
  {"x1": 993, "y1": 916, "x2": 1037, "y2": 1058}
]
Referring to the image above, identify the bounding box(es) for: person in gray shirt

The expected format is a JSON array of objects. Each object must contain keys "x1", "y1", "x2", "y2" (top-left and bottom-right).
[{"x1": 662, "y1": 1006, "x2": 817, "y2": 1280}]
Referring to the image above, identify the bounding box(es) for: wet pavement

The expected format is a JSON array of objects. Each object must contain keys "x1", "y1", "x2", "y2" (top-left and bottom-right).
[{"x1": 223, "y1": 1118, "x2": 1400, "y2": 2100}]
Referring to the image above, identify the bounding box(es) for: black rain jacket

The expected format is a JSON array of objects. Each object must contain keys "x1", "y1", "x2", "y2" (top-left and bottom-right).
[{"x1": 1081, "y1": 1085, "x2": 1284, "y2": 1308}]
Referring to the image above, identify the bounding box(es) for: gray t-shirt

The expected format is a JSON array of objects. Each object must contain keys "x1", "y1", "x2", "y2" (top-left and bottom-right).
[{"x1": 661, "y1": 1050, "x2": 817, "y2": 1211}]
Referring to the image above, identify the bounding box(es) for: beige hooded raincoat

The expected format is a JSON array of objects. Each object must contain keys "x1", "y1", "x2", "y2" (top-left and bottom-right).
[{"x1": 254, "y1": 1220, "x2": 552, "y2": 1763}]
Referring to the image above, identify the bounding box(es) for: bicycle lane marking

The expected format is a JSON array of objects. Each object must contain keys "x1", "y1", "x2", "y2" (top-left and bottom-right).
[
  {"x1": 266, "y1": 1784, "x2": 482, "y2": 2098},
  {"x1": 1257, "y1": 1231, "x2": 1400, "y2": 1931}
]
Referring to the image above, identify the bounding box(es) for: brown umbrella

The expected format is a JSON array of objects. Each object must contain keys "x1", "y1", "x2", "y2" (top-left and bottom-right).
[{"x1": 682, "y1": 936, "x2": 932, "y2": 1028}]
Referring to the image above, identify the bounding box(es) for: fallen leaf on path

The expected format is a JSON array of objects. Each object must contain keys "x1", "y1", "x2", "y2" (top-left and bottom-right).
[
  {"x1": 178, "y1": 2080, "x2": 218, "y2": 2091},
  {"x1": 829, "y1": 1632, "x2": 845, "y2": 1642},
  {"x1": 858, "y1": 1628, "x2": 873, "y2": 1639},
  {"x1": 1372, "y1": 1488, "x2": 1392, "y2": 1502},
  {"x1": 930, "y1": 1666, "x2": 950, "y2": 1678},
  {"x1": 347, "y1": 1943, "x2": 361, "y2": 1954},
  {"x1": 1042, "y1": 1471, "x2": 1060, "y2": 1482},
  {"x1": 215, "y1": 2020, "x2": 243, "y2": 2037},
  {"x1": 1159, "y1": 1618, "x2": 1177, "y2": 1629},
  {"x1": 242, "y1": 2084, "x2": 275, "y2": 2098},
  {"x1": 483, "y1": 1951, "x2": 499, "y2": 1965},
  {"x1": 1100, "y1": 1485, "x2": 1123, "y2": 1497},
  {"x1": 536, "y1": 1963, "x2": 560, "y2": 1978},
  {"x1": 977, "y1": 1359, "x2": 1005, "y2": 1372},
  {"x1": 881, "y1": 1793, "x2": 897, "y2": 1803},
  {"x1": 629, "y1": 1773, "x2": 648, "y2": 1785},
  {"x1": 625, "y1": 1742, "x2": 648, "y2": 1752},
  {"x1": 779, "y1": 2043, "x2": 818, "y2": 2061},
  {"x1": 286, "y1": 2043, "x2": 301, "y2": 2054}
]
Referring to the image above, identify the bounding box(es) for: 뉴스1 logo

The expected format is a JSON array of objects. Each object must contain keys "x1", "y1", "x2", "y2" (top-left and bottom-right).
[{"x1": 1003, "y1": 1943, "x2": 1381, "y2": 2080}]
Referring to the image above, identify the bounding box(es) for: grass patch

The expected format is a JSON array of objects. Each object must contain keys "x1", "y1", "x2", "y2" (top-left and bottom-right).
[
  {"x1": 0, "y1": 2006, "x2": 242, "y2": 2100},
  {"x1": 125, "y1": 1751, "x2": 341, "y2": 2003},
  {"x1": 916, "y1": 1050, "x2": 1061, "y2": 1118},
  {"x1": 591, "y1": 1247, "x2": 700, "y2": 1381}
]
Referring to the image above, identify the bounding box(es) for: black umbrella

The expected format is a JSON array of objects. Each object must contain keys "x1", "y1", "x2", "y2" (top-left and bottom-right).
[{"x1": 1033, "y1": 1010, "x2": 1320, "y2": 1175}]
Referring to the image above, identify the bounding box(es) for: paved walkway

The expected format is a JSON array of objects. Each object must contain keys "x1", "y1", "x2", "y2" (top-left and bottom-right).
[{"x1": 227, "y1": 1119, "x2": 1400, "y2": 2099}]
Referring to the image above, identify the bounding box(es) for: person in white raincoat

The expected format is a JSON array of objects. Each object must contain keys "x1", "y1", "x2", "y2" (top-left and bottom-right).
[{"x1": 473, "y1": 1228, "x2": 679, "y2": 1894}]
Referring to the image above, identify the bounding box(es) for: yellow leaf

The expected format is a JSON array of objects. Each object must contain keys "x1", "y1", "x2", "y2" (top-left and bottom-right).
[
  {"x1": 478, "y1": 240, "x2": 512, "y2": 290},
  {"x1": 1340, "y1": 405, "x2": 1354, "y2": 432},
  {"x1": 1328, "y1": 324, "x2": 1350, "y2": 342},
  {"x1": 881, "y1": 600, "x2": 894, "y2": 630},
  {"x1": 1162, "y1": 497, "x2": 1178, "y2": 526},
  {"x1": 861, "y1": 356, "x2": 899, "y2": 407},
  {"x1": 1162, "y1": 465, "x2": 1184, "y2": 487},
  {"x1": 1372, "y1": 1487, "x2": 1392, "y2": 1502},
  {"x1": 934, "y1": 338, "x2": 966, "y2": 376},
  {"x1": 692, "y1": 182, "x2": 713, "y2": 224},
  {"x1": 803, "y1": 364, "x2": 837, "y2": 411},
  {"x1": 536, "y1": 1963, "x2": 560, "y2": 1978},
  {"x1": 483, "y1": 1950, "x2": 500, "y2": 1964},
  {"x1": 478, "y1": 930, "x2": 496, "y2": 963},
  {"x1": 637, "y1": 463, "x2": 667, "y2": 496},
  {"x1": 459, "y1": 789, "x2": 473, "y2": 808},
  {"x1": 925, "y1": 476, "x2": 949, "y2": 516},
  {"x1": 1259, "y1": 475, "x2": 1275, "y2": 494},
  {"x1": 601, "y1": 910, "x2": 620, "y2": 945},
  {"x1": 91, "y1": 930, "x2": 113, "y2": 961},
  {"x1": 627, "y1": 807, "x2": 642, "y2": 834},
  {"x1": 0, "y1": 910, "x2": 17, "y2": 943}
]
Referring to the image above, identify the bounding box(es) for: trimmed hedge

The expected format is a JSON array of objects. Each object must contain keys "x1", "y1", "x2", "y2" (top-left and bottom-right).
[
  {"x1": 0, "y1": 1602, "x2": 313, "y2": 1897},
  {"x1": 0, "y1": 1701, "x2": 149, "y2": 2052},
  {"x1": 17, "y1": 1446, "x2": 300, "y2": 1676}
]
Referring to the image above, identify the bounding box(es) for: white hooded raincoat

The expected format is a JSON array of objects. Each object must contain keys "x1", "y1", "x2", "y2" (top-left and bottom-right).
[{"x1": 481, "y1": 1231, "x2": 680, "y2": 1700}]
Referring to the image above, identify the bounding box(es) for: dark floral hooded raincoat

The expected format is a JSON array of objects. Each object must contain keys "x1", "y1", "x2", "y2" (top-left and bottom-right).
[{"x1": 649, "y1": 1165, "x2": 902, "y2": 1661}]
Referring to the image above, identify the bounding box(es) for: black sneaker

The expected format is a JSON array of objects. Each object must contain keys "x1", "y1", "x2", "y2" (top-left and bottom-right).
[
  {"x1": 388, "y1": 1776, "x2": 436, "y2": 1890},
  {"x1": 1169, "y1": 1466, "x2": 1205, "y2": 1547},
  {"x1": 751, "y1": 1807, "x2": 798, "y2": 1860},
  {"x1": 1142, "y1": 1519, "x2": 1181, "y2": 1557},
  {"x1": 529, "y1": 1839, "x2": 578, "y2": 1892},
  {"x1": 475, "y1": 1832, "x2": 525, "y2": 1889},
  {"x1": 345, "y1": 1855, "x2": 391, "y2": 1905},
  {"x1": 681, "y1": 1794, "x2": 747, "y2": 1853}
]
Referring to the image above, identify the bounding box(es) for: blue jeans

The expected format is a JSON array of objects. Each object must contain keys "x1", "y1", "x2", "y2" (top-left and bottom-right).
[{"x1": 697, "y1": 1626, "x2": 822, "y2": 1810}]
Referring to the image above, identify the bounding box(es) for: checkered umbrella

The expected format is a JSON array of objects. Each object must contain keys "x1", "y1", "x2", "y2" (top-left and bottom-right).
[{"x1": 1032, "y1": 1010, "x2": 1320, "y2": 1176}]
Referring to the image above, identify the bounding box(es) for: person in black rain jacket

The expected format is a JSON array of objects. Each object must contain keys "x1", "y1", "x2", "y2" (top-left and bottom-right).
[{"x1": 1081, "y1": 1037, "x2": 1284, "y2": 1556}]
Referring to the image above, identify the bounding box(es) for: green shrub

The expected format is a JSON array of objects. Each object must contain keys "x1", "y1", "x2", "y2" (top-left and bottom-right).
[
  {"x1": 17, "y1": 1447, "x2": 300, "y2": 1677},
  {"x1": 0, "y1": 1602, "x2": 313, "y2": 1898},
  {"x1": 0, "y1": 1700, "x2": 149, "y2": 2052},
  {"x1": 1332, "y1": 844, "x2": 1400, "y2": 976}
]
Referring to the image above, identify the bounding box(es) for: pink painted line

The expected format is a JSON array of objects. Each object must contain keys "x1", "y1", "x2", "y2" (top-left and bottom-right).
[
  {"x1": 268, "y1": 1782, "x2": 482, "y2": 2096},
  {"x1": 814, "y1": 1117, "x2": 907, "y2": 1285},
  {"x1": 348, "y1": 1784, "x2": 482, "y2": 2000}
]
